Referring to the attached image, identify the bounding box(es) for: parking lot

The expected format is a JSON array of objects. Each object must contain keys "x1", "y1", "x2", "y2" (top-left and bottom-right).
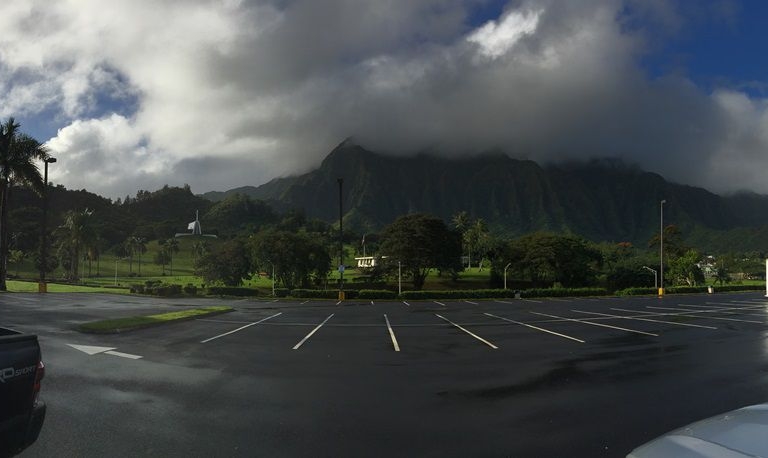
[{"x1": 5, "y1": 291, "x2": 768, "y2": 457}]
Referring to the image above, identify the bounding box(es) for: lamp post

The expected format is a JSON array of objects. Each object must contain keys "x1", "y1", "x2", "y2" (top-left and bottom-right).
[
  {"x1": 659, "y1": 199, "x2": 666, "y2": 296},
  {"x1": 337, "y1": 178, "x2": 344, "y2": 301},
  {"x1": 38, "y1": 157, "x2": 56, "y2": 292},
  {"x1": 503, "y1": 262, "x2": 512, "y2": 290},
  {"x1": 642, "y1": 266, "x2": 658, "y2": 289}
]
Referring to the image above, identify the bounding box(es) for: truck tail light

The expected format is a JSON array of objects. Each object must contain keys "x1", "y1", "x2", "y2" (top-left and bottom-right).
[{"x1": 32, "y1": 360, "x2": 44, "y2": 404}]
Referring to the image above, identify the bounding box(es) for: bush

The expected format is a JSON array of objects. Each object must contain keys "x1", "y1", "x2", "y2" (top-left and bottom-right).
[
  {"x1": 147, "y1": 283, "x2": 182, "y2": 297},
  {"x1": 616, "y1": 287, "x2": 657, "y2": 296},
  {"x1": 520, "y1": 287, "x2": 608, "y2": 298},
  {"x1": 131, "y1": 282, "x2": 182, "y2": 296},
  {"x1": 130, "y1": 284, "x2": 145, "y2": 294},
  {"x1": 206, "y1": 286, "x2": 260, "y2": 297},
  {"x1": 183, "y1": 284, "x2": 198, "y2": 295},
  {"x1": 358, "y1": 289, "x2": 397, "y2": 299},
  {"x1": 399, "y1": 289, "x2": 510, "y2": 300},
  {"x1": 666, "y1": 286, "x2": 707, "y2": 294},
  {"x1": 715, "y1": 284, "x2": 763, "y2": 292},
  {"x1": 274, "y1": 288, "x2": 290, "y2": 298},
  {"x1": 289, "y1": 289, "x2": 359, "y2": 299}
]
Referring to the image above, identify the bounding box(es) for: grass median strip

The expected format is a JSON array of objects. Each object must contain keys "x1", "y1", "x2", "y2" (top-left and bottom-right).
[{"x1": 78, "y1": 306, "x2": 233, "y2": 333}]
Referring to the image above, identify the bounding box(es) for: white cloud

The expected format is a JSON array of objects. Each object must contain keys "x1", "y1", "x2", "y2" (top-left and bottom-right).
[
  {"x1": 0, "y1": 0, "x2": 766, "y2": 198},
  {"x1": 467, "y1": 9, "x2": 541, "y2": 59}
]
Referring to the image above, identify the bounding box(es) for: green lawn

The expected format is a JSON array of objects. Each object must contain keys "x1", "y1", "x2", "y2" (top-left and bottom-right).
[{"x1": 6, "y1": 280, "x2": 132, "y2": 294}]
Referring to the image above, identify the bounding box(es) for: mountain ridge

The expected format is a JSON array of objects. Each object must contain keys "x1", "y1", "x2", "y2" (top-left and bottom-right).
[{"x1": 201, "y1": 142, "x2": 768, "y2": 248}]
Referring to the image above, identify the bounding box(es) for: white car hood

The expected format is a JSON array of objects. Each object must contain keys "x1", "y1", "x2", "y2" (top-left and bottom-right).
[{"x1": 628, "y1": 403, "x2": 768, "y2": 458}]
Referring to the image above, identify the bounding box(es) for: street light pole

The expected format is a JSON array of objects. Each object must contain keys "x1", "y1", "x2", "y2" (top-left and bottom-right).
[
  {"x1": 39, "y1": 157, "x2": 56, "y2": 292},
  {"x1": 337, "y1": 178, "x2": 344, "y2": 301},
  {"x1": 660, "y1": 199, "x2": 666, "y2": 296},
  {"x1": 503, "y1": 262, "x2": 512, "y2": 290},
  {"x1": 642, "y1": 266, "x2": 658, "y2": 289},
  {"x1": 398, "y1": 261, "x2": 402, "y2": 295}
]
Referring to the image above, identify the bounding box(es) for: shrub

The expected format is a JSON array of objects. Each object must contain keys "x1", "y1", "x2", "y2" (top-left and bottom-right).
[
  {"x1": 290, "y1": 289, "x2": 359, "y2": 299},
  {"x1": 616, "y1": 287, "x2": 657, "y2": 296},
  {"x1": 665, "y1": 286, "x2": 707, "y2": 294},
  {"x1": 183, "y1": 284, "x2": 198, "y2": 295},
  {"x1": 520, "y1": 287, "x2": 609, "y2": 298},
  {"x1": 715, "y1": 284, "x2": 763, "y2": 292},
  {"x1": 130, "y1": 284, "x2": 145, "y2": 294},
  {"x1": 399, "y1": 289, "x2": 510, "y2": 300},
  {"x1": 358, "y1": 289, "x2": 397, "y2": 299},
  {"x1": 206, "y1": 286, "x2": 260, "y2": 297},
  {"x1": 146, "y1": 283, "x2": 182, "y2": 297}
]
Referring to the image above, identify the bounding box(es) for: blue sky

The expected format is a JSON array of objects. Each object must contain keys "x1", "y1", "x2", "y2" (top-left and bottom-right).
[{"x1": 2, "y1": 0, "x2": 768, "y2": 198}]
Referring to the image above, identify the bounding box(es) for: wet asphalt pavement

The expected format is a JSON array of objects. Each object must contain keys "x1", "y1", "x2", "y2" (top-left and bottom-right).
[{"x1": 3, "y1": 291, "x2": 768, "y2": 457}]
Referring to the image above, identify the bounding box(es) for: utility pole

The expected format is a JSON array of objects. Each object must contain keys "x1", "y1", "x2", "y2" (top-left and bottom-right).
[
  {"x1": 660, "y1": 199, "x2": 666, "y2": 296},
  {"x1": 338, "y1": 178, "x2": 344, "y2": 301}
]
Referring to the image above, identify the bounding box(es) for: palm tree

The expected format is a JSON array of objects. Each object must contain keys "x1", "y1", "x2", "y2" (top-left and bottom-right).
[
  {"x1": 0, "y1": 117, "x2": 49, "y2": 290},
  {"x1": 191, "y1": 240, "x2": 209, "y2": 263},
  {"x1": 134, "y1": 237, "x2": 147, "y2": 276},
  {"x1": 57, "y1": 209, "x2": 96, "y2": 281},
  {"x1": 165, "y1": 238, "x2": 180, "y2": 276}
]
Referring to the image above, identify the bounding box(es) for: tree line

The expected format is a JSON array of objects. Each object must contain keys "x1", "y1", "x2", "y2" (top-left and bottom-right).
[{"x1": 0, "y1": 117, "x2": 758, "y2": 292}]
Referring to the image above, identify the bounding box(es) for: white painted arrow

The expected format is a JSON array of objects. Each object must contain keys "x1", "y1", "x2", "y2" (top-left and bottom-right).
[
  {"x1": 68, "y1": 344, "x2": 142, "y2": 359},
  {"x1": 68, "y1": 344, "x2": 115, "y2": 355}
]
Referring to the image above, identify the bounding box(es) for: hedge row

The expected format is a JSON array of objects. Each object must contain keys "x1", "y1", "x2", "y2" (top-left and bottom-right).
[
  {"x1": 358, "y1": 289, "x2": 397, "y2": 299},
  {"x1": 617, "y1": 284, "x2": 764, "y2": 296},
  {"x1": 400, "y1": 289, "x2": 509, "y2": 300},
  {"x1": 206, "y1": 286, "x2": 260, "y2": 296},
  {"x1": 130, "y1": 283, "x2": 182, "y2": 297},
  {"x1": 521, "y1": 287, "x2": 609, "y2": 298}
]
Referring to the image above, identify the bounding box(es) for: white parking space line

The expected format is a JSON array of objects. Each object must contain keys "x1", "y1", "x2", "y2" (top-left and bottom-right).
[
  {"x1": 301, "y1": 300, "x2": 310, "y2": 305},
  {"x1": 495, "y1": 300, "x2": 515, "y2": 304},
  {"x1": 104, "y1": 350, "x2": 142, "y2": 360},
  {"x1": 335, "y1": 300, "x2": 343, "y2": 306},
  {"x1": 463, "y1": 300, "x2": 479, "y2": 305},
  {"x1": 201, "y1": 312, "x2": 283, "y2": 343},
  {"x1": 371, "y1": 301, "x2": 375, "y2": 306},
  {"x1": 529, "y1": 311, "x2": 658, "y2": 337},
  {"x1": 645, "y1": 306, "x2": 764, "y2": 324},
  {"x1": 704, "y1": 302, "x2": 766, "y2": 312},
  {"x1": 435, "y1": 314, "x2": 498, "y2": 349},
  {"x1": 402, "y1": 301, "x2": 410, "y2": 307},
  {"x1": 292, "y1": 314, "x2": 335, "y2": 350},
  {"x1": 611, "y1": 307, "x2": 717, "y2": 329},
  {"x1": 484, "y1": 313, "x2": 584, "y2": 343},
  {"x1": 433, "y1": 301, "x2": 447, "y2": 307},
  {"x1": 679, "y1": 304, "x2": 765, "y2": 315},
  {"x1": 571, "y1": 309, "x2": 717, "y2": 330},
  {"x1": 522, "y1": 299, "x2": 542, "y2": 303},
  {"x1": 548, "y1": 298, "x2": 572, "y2": 302},
  {"x1": 384, "y1": 314, "x2": 400, "y2": 352}
]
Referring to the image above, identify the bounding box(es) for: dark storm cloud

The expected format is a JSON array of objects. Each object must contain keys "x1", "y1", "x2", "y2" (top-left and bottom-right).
[{"x1": 1, "y1": 0, "x2": 766, "y2": 197}]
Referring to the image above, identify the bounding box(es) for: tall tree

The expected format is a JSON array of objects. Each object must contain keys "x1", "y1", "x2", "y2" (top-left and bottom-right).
[
  {"x1": 379, "y1": 213, "x2": 462, "y2": 290},
  {"x1": 56, "y1": 209, "x2": 96, "y2": 281},
  {"x1": 165, "y1": 237, "x2": 180, "y2": 276},
  {"x1": 249, "y1": 229, "x2": 331, "y2": 289},
  {"x1": 195, "y1": 238, "x2": 252, "y2": 287},
  {"x1": 0, "y1": 118, "x2": 49, "y2": 290}
]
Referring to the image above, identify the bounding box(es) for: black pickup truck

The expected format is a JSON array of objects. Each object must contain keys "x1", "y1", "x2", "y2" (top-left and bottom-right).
[{"x1": 0, "y1": 327, "x2": 45, "y2": 457}]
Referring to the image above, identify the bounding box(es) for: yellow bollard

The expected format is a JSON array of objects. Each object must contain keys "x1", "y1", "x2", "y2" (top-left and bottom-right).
[
  {"x1": 658, "y1": 287, "x2": 664, "y2": 296},
  {"x1": 38, "y1": 282, "x2": 47, "y2": 293},
  {"x1": 338, "y1": 291, "x2": 345, "y2": 301}
]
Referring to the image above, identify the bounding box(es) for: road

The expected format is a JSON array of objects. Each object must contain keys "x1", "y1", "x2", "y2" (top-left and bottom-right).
[{"x1": 3, "y1": 292, "x2": 768, "y2": 457}]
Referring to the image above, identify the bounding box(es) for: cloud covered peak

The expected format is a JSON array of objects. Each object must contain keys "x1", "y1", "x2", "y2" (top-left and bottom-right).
[{"x1": 0, "y1": 0, "x2": 766, "y2": 198}]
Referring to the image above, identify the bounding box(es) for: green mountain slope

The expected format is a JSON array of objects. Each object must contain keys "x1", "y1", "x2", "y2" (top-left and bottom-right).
[{"x1": 202, "y1": 141, "x2": 768, "y2": 248}]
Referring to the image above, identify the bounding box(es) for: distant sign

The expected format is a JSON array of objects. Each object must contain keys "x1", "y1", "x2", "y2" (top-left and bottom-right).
[{"x1": 338, "y1": 264, "x2": 345, "y2": 273}]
